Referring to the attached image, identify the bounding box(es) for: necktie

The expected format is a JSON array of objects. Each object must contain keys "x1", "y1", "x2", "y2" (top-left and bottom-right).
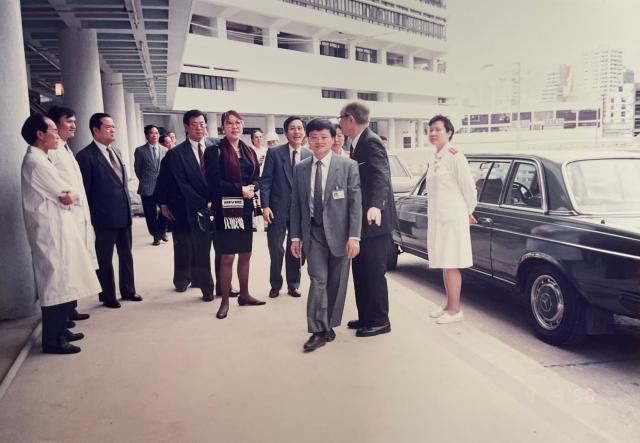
[
  {"x1": 107, "y1": 147, "x2": 123, "y2": 183},
  {"x1": 152, "y1": 146, "x2": 158, "y2": 166},
  {"x1": 313, "y1": 160, "x2": 323, "y2": 223},
  {"x1": 198, "y1": 143, "x2": 205, "y2": 175},
  {"x1": 292, "y1": 149, "x2": 298, "y2": 173},
  {"x1": 349, "y1": 143, "x2": 354, "y2": 159}
]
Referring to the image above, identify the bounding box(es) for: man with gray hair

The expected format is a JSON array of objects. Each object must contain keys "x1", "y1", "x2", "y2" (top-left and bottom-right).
[{"x1": 338, "y1": 101, "x2": 397, "y2": 337}]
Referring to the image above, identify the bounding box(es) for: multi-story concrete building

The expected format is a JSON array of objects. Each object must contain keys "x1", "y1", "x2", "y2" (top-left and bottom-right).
[
  {"x1": 634, "y1": 83, "x2": 640, "y2": 137},
  {"x1": 603, "y1": 83, "x2": 635, "y2": 138},
  {"x1": 154, "y1": 0, "x2": 454, "y2": 149},
  {"x1": 577, "y1": 48, "x2": 624, "y2": 97}
]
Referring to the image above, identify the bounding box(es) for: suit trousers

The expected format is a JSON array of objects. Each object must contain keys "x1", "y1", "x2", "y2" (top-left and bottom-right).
[
  {"x1": 41, "y1": 304, "x2": 67, "y2": 349},
  {"x1": 95, "y1": 226, "x2": 136, "y2": 303},
  {"x1": 306, "y1": 225, "x2": 350, "y2": 333},
  {"x1": 141, "y1": 194, "x2": 166, "y2": 238},
  {"x1": 352, "y1": 233, "x2": 391, "y2": 327},
  {"x1": 188, "y1": 224, "x2": 215, "y2": 296},
  {"x1": 267, "y1": 221, "x2": 301, "y2": 290}
]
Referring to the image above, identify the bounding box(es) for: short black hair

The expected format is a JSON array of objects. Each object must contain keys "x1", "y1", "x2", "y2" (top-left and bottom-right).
[
  {"x1": 21, "y1": 114, "x2": 50, "y2": 145},
  {"x1": 46, "y1": 106, "x2": 75, "y2": 124},
  {"x1": 428, "y1": 114, "x2": 455, "y2": 141},
  {"x1": 306, "y1": 118, "x2": 336, "y2": 137},
  {"x1": 183, "y1": 109, "x2": 207, "y2": 126},
  {"x1": 250, "y1": 129, "x2": 263, "y2": 143},
  {"x1": 283, "y1": 115, "x2": 305, "y2": 133},
  {"x1": 144, "y1": 124, "x2": 159, "y2": 136},
  {"x1": 159, "y1": 134, "x2": 168, "y2": 145},
  {"x1": 89, "y1": 113, "x2": 111, "y2": 135}
]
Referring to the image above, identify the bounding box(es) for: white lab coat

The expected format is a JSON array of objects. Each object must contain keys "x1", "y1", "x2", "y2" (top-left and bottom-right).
[
  {"x1": 48, "y1": 141, "x2": 98, "y2": 268},
  {"x1": 21, "y1": 146, "x2": 101, "y2": 307},
  {"x1": 426, "y1": 143, "x2": 477, "y2": 268}
]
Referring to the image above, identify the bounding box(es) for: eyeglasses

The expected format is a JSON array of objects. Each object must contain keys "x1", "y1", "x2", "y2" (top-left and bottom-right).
[{"x1": 338, "y1": 114, "x2": 351, "y2": 120}]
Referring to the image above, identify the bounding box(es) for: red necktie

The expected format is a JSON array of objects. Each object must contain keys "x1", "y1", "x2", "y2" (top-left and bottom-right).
[{"x1": 198, "y1": 143, "x2": 205, "y2": 175}]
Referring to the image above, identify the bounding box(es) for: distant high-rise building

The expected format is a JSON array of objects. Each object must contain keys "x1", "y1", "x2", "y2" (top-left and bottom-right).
[{"x1": 577, "y1": 49, "x2": 624, "y2": 97}]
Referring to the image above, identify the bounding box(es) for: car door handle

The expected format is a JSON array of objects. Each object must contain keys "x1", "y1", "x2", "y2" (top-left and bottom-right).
[{"x1": 477, "y1": 217, "x2": 493, "y2": 223}]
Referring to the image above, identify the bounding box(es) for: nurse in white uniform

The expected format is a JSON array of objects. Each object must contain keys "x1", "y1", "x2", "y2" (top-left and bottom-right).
[{"x1": 425, "y1": 115, "x2": 477, "y2": 324}]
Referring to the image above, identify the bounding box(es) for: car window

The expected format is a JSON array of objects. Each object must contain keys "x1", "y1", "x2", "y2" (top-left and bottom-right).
[
  {"x1": 415, "y1": 176, "x2": 428, "y2": 196},
  {"x1": 468, "y1": 161, "x2": 492, "y2": 200},
  {"x1": 505, "y1": 162, "x2": 542, "y2": 209},
  {"x1": 479, "y1": 161, "x2": 510, "y2": 204},
  {"x1": 389, "y1": 155, "x2": 409, "y2": 178}
]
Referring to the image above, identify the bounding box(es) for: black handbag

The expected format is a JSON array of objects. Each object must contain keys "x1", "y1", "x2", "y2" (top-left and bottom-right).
[{"x1": 196, "y1": 207, "x2": 215, "y2": 233}]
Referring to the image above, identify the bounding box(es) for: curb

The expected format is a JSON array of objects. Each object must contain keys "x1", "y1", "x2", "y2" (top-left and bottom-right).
[{"x1": 0, "y1": 321, "x2": 41, "y2": 402}]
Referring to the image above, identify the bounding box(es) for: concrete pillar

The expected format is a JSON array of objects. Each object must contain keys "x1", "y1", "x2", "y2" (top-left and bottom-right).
[
  {"x1": 101, "y1": 73, "x2": 131, "y2": 175},
  {"x1": 263, "y1": 27, "x2": 278, "y2": 47},
  {"x1": 417, "y1": 119, "x2": 426, "y2": 148},
  {"x1": 266, "y1": 114, "x2": 277, "y2": 137},
  {"x1": 216, "y1": 16, "x2": 227, "y2": 39},
  {"x1": 380, "y1": 49, "x2": 387, "y2": 65},
  {"x1": 404, "y1": 54, "x2": 414, "y2": 69},
  {"x1": 59, "y1": 28, "x2": 104, "y2": 153},
  {"x1": 388, "y1": 118, "x2": 396, "y2": 151},
  {"x1": 311, "y1": 37, "x2": 320, "y2": 55},
  {"x1": 135, "y1": 104, "x2": 144, "y2": 147},
  {"x1": 124, "y1": 93, "x2": 139, "y2": 168},
  {"x1": 348, "y1": 42, "x2": 356, "y2": 61},
  {"x1": 207, "y1": 112, "x2": 219, "y2": 137},
  {"x1": 0, "y1": 0, "x2": 37, "y2": 319}
]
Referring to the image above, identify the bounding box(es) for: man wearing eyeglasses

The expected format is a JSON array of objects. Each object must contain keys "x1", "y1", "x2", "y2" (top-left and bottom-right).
[{"x1": 338, "y1": 101, "x2": 397, "y2": 337}]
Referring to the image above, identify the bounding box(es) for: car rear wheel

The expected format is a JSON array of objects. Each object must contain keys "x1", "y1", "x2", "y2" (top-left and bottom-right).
[
  {"x1": 387, "y1": 239, "x2": 399, "y2": 270},
  {"x1": 525, "y1": 265, "x2": 587, "y2": 346}
]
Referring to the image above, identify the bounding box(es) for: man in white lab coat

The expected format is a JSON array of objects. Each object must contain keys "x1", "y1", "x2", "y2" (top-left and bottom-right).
[
  {"x1": 20, "y1": 114, "x2": 101, "y2": 354},
  {"x1": 46, "y1": 106, "x2": 95, "y2": 325}
]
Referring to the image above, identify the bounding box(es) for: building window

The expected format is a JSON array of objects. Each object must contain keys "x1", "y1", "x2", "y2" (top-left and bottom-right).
[
  {"x1": 356, "y1": 47, "x2": 378, "y2": 63},
  {"x1": 320, "y1": 41, "x2": 347, "y2": 58},
  {"x1": 179, "y1": 73, "x2": 236, "y2": 91},
  {"x1": 386, "y1": 52, "x2": 404, "y2": 66},
  {"x1": 491, "y1": 113, "x2": 510, "y2": 124},
  {"x1": 437, "y1": 97, "x2": 447, "y2": 104},
  {"x1": 358, "y1": 92, "x2": 378, "y2": 101},
  {"x1": 469, "y1": 114, "x2": 489, "y2": 125},
  {"x1": 322, "y1": 89, "x2": 347, "y2": 99},
  {"x1": 556, "y1": 110, "x2": 577, "y2": 121},
  {"x1": 226, "y1": 21, "x2": 264, "y2": 45}
]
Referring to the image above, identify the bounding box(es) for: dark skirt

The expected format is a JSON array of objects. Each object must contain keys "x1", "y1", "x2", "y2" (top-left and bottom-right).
[{"x1": 216, "y1": 229, "x2": 253, "y2": 255}]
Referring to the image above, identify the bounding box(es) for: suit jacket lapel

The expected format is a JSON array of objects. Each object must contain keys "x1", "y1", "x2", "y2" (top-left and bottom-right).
[
  {"x1": 302, "y1": 157, "x2": 312, "y2": 204},
  {"x1": 282, "y1": 146, "x2": 293, "y2": 186},
  {"x1": 92, "y1": 143, "x2": 123, "y2": 183},
  {"x1": 323, "y1": 157, "x2": 338, "y2": 206},
  {"x1": 181, "y1": 141, "x2": 207, "y2": 190}
]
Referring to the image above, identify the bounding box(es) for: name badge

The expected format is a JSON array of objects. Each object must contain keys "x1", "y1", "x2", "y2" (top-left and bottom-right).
[{"x1": 332, "y1": 189, "x2": 345, "y2": 200}]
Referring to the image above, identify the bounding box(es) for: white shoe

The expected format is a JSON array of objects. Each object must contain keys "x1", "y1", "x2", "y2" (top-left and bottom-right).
[
  {"x1": 429, "y1": 308, "x2": 446, "y2": 318},
  {"x1": 436, "y1": 311, "x2": 464, "y2": 324}
]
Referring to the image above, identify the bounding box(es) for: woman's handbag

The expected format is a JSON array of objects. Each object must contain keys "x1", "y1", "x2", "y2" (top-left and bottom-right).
[{"x1": 196, "y1": 207, "x2": 216, "y2": 233}]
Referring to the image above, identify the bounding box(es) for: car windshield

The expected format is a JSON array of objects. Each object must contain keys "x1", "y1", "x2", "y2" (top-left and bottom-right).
[
  {"x1": 565, "y1": 158, "x2": 640, "y2": 214},
  {"x1": 388, "y1": 156, "x2": 409, "y2": 178}
]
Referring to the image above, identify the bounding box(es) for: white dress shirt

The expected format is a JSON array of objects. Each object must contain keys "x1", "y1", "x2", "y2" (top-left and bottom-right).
[
  {"x1": 350, "y1": 129, "x2": 365, "y2": 155},
  {"x1": 94, "y1": 139, "x2": 115, "y2": 164}
]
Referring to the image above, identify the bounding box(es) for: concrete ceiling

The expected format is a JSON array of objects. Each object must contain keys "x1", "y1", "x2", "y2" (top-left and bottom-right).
[{"x1": 20, "y1": 0, "x2": 194, "y2": 110}]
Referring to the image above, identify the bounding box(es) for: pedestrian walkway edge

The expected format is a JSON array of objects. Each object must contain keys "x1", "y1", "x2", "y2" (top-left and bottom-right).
[{"x1": 0, "y1": 321, "x2": 41, "y2": 402}]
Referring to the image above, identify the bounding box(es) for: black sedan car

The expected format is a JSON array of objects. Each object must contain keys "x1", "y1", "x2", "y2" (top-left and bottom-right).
[{"x1": 390, "y1": 149, "x2": 640, "y2": 346}]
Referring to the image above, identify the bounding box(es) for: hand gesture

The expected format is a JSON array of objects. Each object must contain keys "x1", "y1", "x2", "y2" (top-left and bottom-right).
[
  {"x1": 367, "y1": 207, "x2": 382, "y2": 226},
  {"x1": 242, "y1": 185, "x2": 255, "y2": 199},
  {"x1": 291, "y1": 240, "x2": 301, "y2": 258},
  {"x1": 469, "y1": 214, "x2": 477, "y2": 225}
]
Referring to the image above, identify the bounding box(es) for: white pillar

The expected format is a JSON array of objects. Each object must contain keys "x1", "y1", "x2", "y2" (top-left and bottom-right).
[
  {"x1": 102, "y1": 73, "x2": 131, "y2": 175},
  {"x1": 311, "y1": 37, "x2": 320, "y2": 55},
  {"x1": 135, "y1": 104, "x2": 144, "y2": 147},
  {"x1": 216, "y1": 16, "x2": 227, "y2": 39},
  {"x1": 59, "y1": 28, "x2": 104, "y2": 153},
  {"x1": 388, "y1": 118, "x2": 396, "y2": 151},
  {"x1": 404, "y1": 54, "x2": 414, "y2": 69},
  {"x1": 207, "y1": 112, "x2": 219, "y2": 137},
  {"x1": 0, "y1": 0, "x2": 37, "y2": 319},
  {"x1": 417, "y1": 119, "x2": 426, "y2": 148},
  {"x1": 348, "y1": 42, "x2": 356, "y2": 60},
  {"x1": 266, "y1": 114, "x2": 277, "y2": 137},
  {"x1": 379, "y1": 49, "x2": 387, "y2": 65},
  {"x1": 263, "y1": 27, "x2": 278, "y2": 47},
  {"x1": 170, "y1": 114, "x2": 184, "y2": 142},
  {"x1": 124, "y1": 93, "x2": 139, "y2": 169}
]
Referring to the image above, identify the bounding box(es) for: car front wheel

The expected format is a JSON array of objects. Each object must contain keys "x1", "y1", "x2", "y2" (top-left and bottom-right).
[{"x1": 525, "y1": 265, "x2": 587, "y2": 346}]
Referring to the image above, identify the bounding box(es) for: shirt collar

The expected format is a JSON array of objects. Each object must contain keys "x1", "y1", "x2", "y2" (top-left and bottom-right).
[
  {"x1": 189, "y1": 138, "x2": 205, "y2": 150},
  {"x1": 313, "y1": 151, "x2": 332, "y2": 167},
  {"x1": 94, "y1": 139, "x2": 110, "y2": 152},
  {"x1": 288, "y1": 144, "x2": 301, "y2": 156},
  {"x1": 351, "y1": 128, "x2": 365, "y2": 150}
]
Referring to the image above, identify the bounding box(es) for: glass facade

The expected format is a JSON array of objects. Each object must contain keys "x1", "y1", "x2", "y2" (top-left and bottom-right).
[
  {"x1": 320, "y1": 40, "x2": 347, "y2": 58},
  {"x1": 357, "y1": 92, "x2": 378, "y2": 101},
  {"x1": 322, "y1": 88, "x2": 347, "y2": 99},
  {"x1": 179, "y1": 73, "x2": 235, "y2": 91},
  {"x1": 356, "y1": 46, "x2": 377, "y2": 63}
]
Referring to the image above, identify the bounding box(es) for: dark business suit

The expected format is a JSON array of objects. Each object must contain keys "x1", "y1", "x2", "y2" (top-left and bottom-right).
[
  {"x1": 76, "y1": 142, "x2": 136, "y2": 304},
  {"x1": 260, "y1": 143, "x2": 312, "y2": 291},
  {"x1": 171, "y1": 138, "x2": 218, "y2": 297},
  {"x1": 350, "y1": 127, "x2": 397, "y2": 327},
  {"x1": 134, "y1": 143, "x2": 167, "y2": 239}
]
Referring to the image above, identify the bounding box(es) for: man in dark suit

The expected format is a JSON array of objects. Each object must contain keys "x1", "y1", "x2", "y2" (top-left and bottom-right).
[
  {"x1": 134, "y1": 124, "x2": 167, "y2": 245},
  {"x1": 260, "y1": 116, "x2": 311, "y2": 298},
  {"x1": 76, "y1": 113, "x2": 143, "y2": 308},
  {"x1": 338, "y1": 101, "x2": 397, "y2": 337},
  {"x1": 290, "y1": 118, "x2": 362, "y2": 352},
  {"x1": 169, "y1": 110, "x2": 217, "y2": 301}
]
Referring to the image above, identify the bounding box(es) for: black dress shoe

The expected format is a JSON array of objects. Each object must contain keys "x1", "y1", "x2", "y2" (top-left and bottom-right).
[
  {"x1": 288, "y1": 288, "x2": 302, "y2": 298},
  {"x1": 216, "y1": 306, "x2": 229, "y2": 319},
  {"x1": 303, "y1": 333, "x2": 327, "y2": 352},
  {"x1": 103, "y1": 300, "x2": 121, "y2": 309},
  {"x1": 67, "y1": 320, "x2": 76, "y2": 329},
  {"x1": 175, "y1": 282, "x2": 189, "y2": 292},
  {"x1": 356, "y1": 323, "x2": 391, "y2": 337},
  {"x1": 152, "y1": 237, "x2": 161, "y2": 246},
  {"x1": 327, "y1": 329, "x2": 336, "y2": 342},
  {"x1": 71, "y1": 311, "x2": 90, "y2": 321},
  {"x1": 161, "y1": 234, "x2": 169, "y2": 242},
  {"x1": 268, "y1": 288, "x2": 280, "y2": 298},
  {"x1": 229, "y1": 289, "x2": 240, "y2": 298},
  {"x1": 347, "y1": 320, "x2": 362, "y2": 330},
  {"x1": 122, "y1": 293, "x2": 143, "y2": 302},
  {"x1": 43, "y1": 342, "x2": 81, "y2": 355},
  {"x1": 238, "y1": 296, "x2": 266, "y2": 306},
  {"x1": 63, "y1": 330, "x2": 85, "y2": 342},
  {"x1": 202, "y1": 293, "x2": 214, "y2": 302}
]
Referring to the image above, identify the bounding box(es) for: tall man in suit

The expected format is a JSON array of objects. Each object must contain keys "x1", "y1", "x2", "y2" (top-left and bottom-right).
[
  {"x1": 261, "y1": 116, "x2": 311, "y2": 298},
  {"x1": 135, "y1": 124, "x2": 167, "y2": 245},
  {"x1": 338, "y1": 101, "x2": 397, "y2": 337},
  {"x1": 76, "y1": 113, "x2": 143, "y2": 308},
  {"x1": 290, "y1": 119, "x2": 362, "y2": 352},
  {"x1": 169, "y1": 110, "x2": 217, "y2": 301},
  {"x1": 46, "y1": 106, "x2": 92, "y2": 324}
]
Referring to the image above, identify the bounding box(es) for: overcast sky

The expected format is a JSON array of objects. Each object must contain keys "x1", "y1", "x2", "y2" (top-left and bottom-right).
[{"x1": 446, "y1": 0, "x2": 640, "y2": 83}]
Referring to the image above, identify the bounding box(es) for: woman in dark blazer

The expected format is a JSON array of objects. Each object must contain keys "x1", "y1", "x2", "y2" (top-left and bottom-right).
[{"x1": 206, "y1": 110, "x2": 265, "y2": 319}]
